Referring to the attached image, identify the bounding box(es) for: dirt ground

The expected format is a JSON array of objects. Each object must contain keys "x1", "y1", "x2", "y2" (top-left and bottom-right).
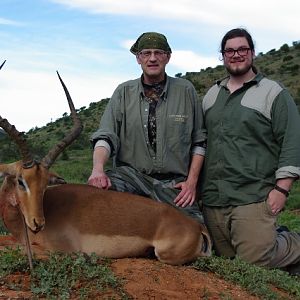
[
  {"x1": 0, "y1": 235, "x2": 296, "y2": 300},
  {"x1": 0, "y1": 236, "x2": 259, "y2": 300}
]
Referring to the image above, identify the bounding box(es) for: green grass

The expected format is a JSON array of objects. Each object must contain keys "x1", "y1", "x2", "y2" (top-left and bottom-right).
[
  {"x1": 0, "y1": 247, "x2": 299, "y2": 299},
  {"x1": 51, "y1": 149, "x2": 93, "y2": 184},
  {"x1": 278, "y1": 210, "x2": 300, "y2": 232},
  {"x1": 0, "y1": 174, "x2": 299, "y2": 298},
  {"x1": 286, "y1": 181, "x2": 300, "y2": 211},
  {"x1": 193, "y1": 255, "x2": 300, "y2": 300},
  {"x1": 0, "y1": 246, "x2": 28, "y2": 276},
  {"x1": 278, "y1": 181, "x2": 300, "y2": 231},
  {"x1": 0, "y1": 248, "x2": 128, "y2": 299},
  {"x1": 1, "y1": 40, "x2": 300, "y2": 299}
]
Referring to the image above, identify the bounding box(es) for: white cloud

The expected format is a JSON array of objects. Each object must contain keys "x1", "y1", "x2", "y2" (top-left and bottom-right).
[
  {"x1": 1, "y1": 68, "x2": 126, "y2": 131},
  {"x1": 170, "y1": 50, "x2": 220, "y2": 72},
  {"x1": 0, "y1": 17, "x2": 24, "y2": 26},
  {"x1": 51, "y1": 0, "x2": 300, "y2": 37},
  {"x1": 121, "y1": 39, "x2": 135, "y2": 51},
  {"x1": 2, "y1": 0, "x2": 300, "y2": 132}
]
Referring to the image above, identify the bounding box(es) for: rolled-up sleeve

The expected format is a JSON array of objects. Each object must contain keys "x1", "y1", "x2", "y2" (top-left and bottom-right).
[
  {"x1": 90, "y1": 86, "x2": 123, "y2": 157},
  {"x1": 272, "y1": 90, "x2": 300, "y2": 179}
]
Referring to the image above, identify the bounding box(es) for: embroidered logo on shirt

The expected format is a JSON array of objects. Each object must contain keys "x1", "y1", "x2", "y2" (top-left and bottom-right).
[{"x1": 169, "y1": 114, "x2": 188, "y2": 123}]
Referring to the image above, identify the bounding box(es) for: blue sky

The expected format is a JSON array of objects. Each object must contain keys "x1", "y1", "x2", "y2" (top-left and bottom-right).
[{"x1": 1, "y1": 0, "x2": 300, "y2": 131}]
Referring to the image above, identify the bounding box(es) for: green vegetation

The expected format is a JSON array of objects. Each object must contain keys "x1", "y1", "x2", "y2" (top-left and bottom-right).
[
  {"x1": 278, "y1": 181, "x2": 300, "y2": 231},
  {"x1": 193, "y1": 256, "x2": 300, "y2": 300},
  {"x1": 0, "y1": 41, "x2": 300, "y2": 299},
  {"x1": 0, "y1": 248, "x2": 128, "y2": 299},
  {"x1": 1, "y1": 42, "x2": 300, "y2": 164},
  {"x1": 0, "y1": 246, "x2": 28, "y2": 275}
]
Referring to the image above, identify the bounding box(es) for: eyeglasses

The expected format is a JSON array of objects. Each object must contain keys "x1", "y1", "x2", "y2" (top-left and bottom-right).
[
  {"x1": 138, "y1": 50, "x2": 168, "y2": 60},
  {"x1": 222, "y1": 47, "x2": 251, "y2": 58}
]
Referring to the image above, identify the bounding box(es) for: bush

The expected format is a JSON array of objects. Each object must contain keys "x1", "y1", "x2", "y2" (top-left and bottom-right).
[
  {"x1": 280, "y1": 43, "x2": 290, "y2": 53},
  {"x1": 283, "y1": 55, "x2": 293, "y2": 62}
]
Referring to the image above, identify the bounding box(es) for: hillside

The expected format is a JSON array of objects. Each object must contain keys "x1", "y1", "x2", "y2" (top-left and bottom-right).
[
  {"x1": 0, "y1": 41, "x2": 300, "y2": 181},
  {"x1": 0, "y1": 41, "x2": 300, "y2": 300}
]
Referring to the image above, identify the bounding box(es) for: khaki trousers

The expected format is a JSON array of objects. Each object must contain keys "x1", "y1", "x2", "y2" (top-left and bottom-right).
[{"x1": 203, "y1": 201, "x2": 300, "y2": 268}]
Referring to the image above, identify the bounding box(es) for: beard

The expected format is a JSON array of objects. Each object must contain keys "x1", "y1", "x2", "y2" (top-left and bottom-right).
[{"x1": 225, "y1": 58, "x2": 253, "y2": 76}]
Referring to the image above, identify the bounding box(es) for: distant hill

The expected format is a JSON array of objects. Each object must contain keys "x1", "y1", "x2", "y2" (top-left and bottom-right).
[{"x1": 0, "y1": 41, "x2": 299, "y2": 171}]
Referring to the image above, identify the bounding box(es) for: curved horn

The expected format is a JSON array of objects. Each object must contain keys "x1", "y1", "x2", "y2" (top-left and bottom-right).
[
  {"x1": 0, "y1": 59, "x2": 34, "y2": 167},
  {"x1": 41, "y1": 72, "x2": 83, "y2": 169},
  {"x1": 0, "y1": 118, "x2": 34, "y2": 167},
  {"x1": 0, "y1": 60, "x2": 6, "y2": 70}
]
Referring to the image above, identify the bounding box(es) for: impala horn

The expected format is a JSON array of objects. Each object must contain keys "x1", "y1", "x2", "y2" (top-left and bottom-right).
[
  {"x1": 0, "y1": 60, "x2": 34, "y2": 168},
  {"x1": 41, "y1": 72, "x2": 83, "y2": 169},
  {"x1": 0, "y1": 60, "x2": 6, "y2": 70}
]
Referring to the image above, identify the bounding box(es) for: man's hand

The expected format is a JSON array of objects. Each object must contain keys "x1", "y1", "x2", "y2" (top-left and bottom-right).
[
  {"x1": 88, "y1": 170, "x2": 111, "y2": 189},
  {"x1": 88, "y1": 146, "x2": 111, "y2": 189},
  {"x1": 173, "y1": 154, "x2": 204, "y2": 207},
  {"x1": 173, "y1": 181, "x2": 197, "y2": 207},
  {"x1": 267, "y1": 189, "x2": 287, "y2": 215}
]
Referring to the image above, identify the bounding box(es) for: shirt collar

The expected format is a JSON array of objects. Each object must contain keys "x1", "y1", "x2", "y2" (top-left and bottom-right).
[
  {"x1": 138, "y1": 74, "x2": 169, "y2": 101},
  {"x1": 217, "y1": 72, "x2": 264, "y2": 88}
]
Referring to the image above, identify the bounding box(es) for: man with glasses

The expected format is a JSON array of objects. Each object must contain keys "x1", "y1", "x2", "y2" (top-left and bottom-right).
[
  {"x1": 200, "y1": 28, "x2": 300, "y2": 275},
  {"x1": 88, "y1": 32, "x2": 206, "y2": 224}
]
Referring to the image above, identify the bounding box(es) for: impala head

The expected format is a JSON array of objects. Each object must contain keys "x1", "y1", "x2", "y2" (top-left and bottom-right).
[
  {"x1": 0, "y1": 162, "x2": 65, "y2": 231},
  {"x1": 0, "y1": 61, "x2": 82, "y2": 232}
]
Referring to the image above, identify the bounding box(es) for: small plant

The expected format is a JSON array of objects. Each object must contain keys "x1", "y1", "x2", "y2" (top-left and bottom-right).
[
  {"x1": 0, "y1": 249, "x2": 128, "y2": 299},
  {"x1": 0, "y1": 247, "x2": 29, "y2": 277},
  {"x1": 193, "y1": 256, "x2": 300, "y2": 300},
  {"x1": 31, "y1": 252, "x2": 125, "y2": 299}
]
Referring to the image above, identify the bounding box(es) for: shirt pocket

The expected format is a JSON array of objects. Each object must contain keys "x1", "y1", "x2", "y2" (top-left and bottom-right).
[{"x1": 166, "y1": 115, "x2": 190, "y2": 151}]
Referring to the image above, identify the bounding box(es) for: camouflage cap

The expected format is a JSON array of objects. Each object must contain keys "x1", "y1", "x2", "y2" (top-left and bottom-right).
[{"x1": 130, "y1": 32, "x2": 172, "y2": 55}]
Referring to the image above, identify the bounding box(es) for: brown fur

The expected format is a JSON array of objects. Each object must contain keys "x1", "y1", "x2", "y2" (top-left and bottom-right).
[{"x1": 0, "y1": 180, "x2": 211, "y2": 265}]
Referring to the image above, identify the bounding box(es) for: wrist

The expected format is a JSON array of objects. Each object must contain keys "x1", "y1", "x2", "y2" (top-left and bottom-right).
[{"x1": 274, "y1": 185, "x2": 290, "y2": 197}]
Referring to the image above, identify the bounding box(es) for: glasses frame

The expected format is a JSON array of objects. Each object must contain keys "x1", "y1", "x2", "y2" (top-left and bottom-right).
[
  {"x1": 138, "y1": 50, "x2": 169, "y2": 60},
  {"x1": 222, "y1": 47, "x2": 251, "y2": 58}
]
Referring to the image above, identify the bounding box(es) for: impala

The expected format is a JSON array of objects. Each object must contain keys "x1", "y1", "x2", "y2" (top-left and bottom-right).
[{"x1": 0, "y1": 61, "x2": 211, "y2": 265}]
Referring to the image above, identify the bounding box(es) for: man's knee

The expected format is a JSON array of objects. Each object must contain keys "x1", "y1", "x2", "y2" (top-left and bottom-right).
[{"x1": 236, "y1": 239, "x2": 274, "y2": 267}]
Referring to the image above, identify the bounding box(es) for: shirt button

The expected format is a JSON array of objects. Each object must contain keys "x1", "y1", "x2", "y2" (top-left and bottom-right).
[{"x1": 145, "y1": 108, "x2": 148, "y2": 112}]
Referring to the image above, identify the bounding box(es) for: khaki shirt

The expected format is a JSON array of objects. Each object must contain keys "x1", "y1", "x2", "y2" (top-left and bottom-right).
[
  {"x1": 91, "y1": 75, "x2": 206, "y2": 177},
  {"x1": 200, "y1": 74, "x2": 300, "y2": 206}
]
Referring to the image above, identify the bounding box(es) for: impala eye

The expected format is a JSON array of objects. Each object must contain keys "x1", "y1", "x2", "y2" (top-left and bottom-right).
[{"x1": 18, "y1": 178, "x2": 26, "y2": 190}]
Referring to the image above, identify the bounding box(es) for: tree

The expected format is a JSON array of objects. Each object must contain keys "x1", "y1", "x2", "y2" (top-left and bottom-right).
[{"x1": 280, "y1": 43, "x2": 290, "y2": 53}]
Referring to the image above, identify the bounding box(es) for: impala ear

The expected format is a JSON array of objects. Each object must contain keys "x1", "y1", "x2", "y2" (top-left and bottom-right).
[
  {"x1": 1, "y1": 175, "x2": 18, "y2": 206},
  {"x1": 48, "y1": 172, "x2": 66, "y2": 185}
]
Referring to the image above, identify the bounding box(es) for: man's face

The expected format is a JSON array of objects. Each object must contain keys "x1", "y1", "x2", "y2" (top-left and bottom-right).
[
  {"x1": 136, "y1": 49, "x2": 170, "y2": 83},
  {"x1": 222, "y1": 37, "x2": 254, "y2": 76}
]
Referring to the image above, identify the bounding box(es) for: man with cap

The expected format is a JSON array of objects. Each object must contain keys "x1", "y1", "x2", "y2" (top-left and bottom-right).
[{"x1": 88, "y1": 32, "x2": 206, "y2": 223}]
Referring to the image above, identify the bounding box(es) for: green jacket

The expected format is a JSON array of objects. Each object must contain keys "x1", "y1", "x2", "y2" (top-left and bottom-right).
[
  {"x1": 91, "y1": 75, "x2": 206, "y2": 177},
  {"x1": 200, "y1": 73, "x2": 300, "y2": 207}
]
